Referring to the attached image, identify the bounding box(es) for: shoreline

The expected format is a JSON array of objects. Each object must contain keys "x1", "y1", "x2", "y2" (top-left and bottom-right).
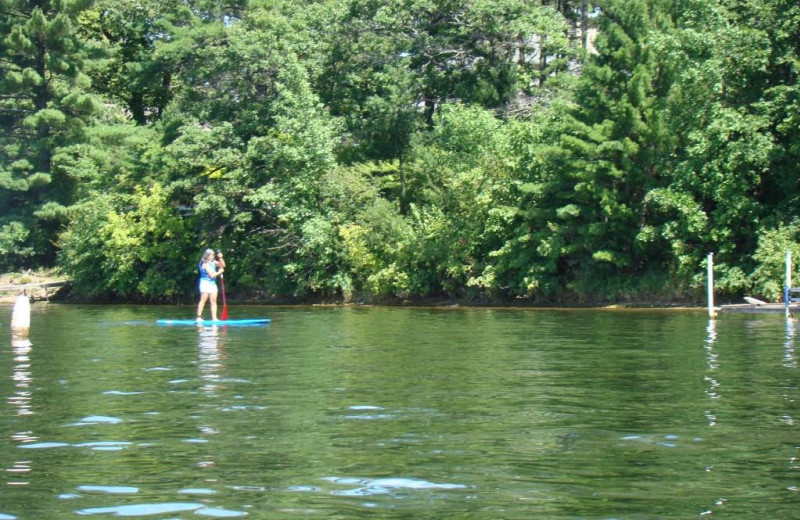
[
  {"x1": 0, "y1": 270, "x2": 716, "y2": 311},
  {"x1": 0, "y1": 295, "x2": 707, "y2": 312},
  {"x1": 0, "y1": 269, "x2": 66, "y2": 304}
]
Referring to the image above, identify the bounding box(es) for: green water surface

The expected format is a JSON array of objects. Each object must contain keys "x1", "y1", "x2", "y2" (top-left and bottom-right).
[{"x1": 0, "y1": 304, "x2": 797, "y2": 519}]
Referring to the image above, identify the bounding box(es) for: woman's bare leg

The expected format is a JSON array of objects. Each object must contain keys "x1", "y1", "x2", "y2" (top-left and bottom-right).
[
  {"x1": 197, "y1": 293, "x2": 209, "y2": 319},
  {"x1": 210, "y1": 293, "x2": 218, "y2": 321}
]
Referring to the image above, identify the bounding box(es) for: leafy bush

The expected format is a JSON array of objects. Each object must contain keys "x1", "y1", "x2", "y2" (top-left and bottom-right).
[
  {"x1": 750, "y1": 222, "x2": 800, "y2": 301},
  {"x1": 59, "y1": 185, "x2": 195, "y2": 300},
  {"x1": 0, "y1": 222, "x2": 34, "y2": 271}
]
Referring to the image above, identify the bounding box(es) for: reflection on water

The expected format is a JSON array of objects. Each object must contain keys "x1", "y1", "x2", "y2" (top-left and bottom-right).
[
  {"x1": 781, "y1": 320, "x2": 797, "y2": 432},
  {"x1": 8, "y1": 337, "x2": 33, "y2": 417},
  {"x1": 0, "y1": 306, "x2": 798, "y2": 519},
  {"x1": 196, "y1": 325, "x2": 225, "y2": 454},
  {"x1": 6, "y1": 337, "x2": 36, "y2": 492},
  {"x1": 704, "y1": 319, "x2": 719, "y2": 426},
  {"x1": 785, "y1": 319, "x2": 797, "y2": 369},
  {"x1": 198, "y1": 325, "x2": 226, "y2": 397}
]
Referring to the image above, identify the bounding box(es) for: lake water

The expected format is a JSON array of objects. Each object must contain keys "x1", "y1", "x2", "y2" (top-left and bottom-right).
[{"x1": 0, "y1": 304, "x2": 797, "y2": 519}]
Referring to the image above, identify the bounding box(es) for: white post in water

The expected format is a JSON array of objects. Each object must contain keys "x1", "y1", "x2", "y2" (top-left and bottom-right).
[
  {"x1": 10, "y1": 294, "x2": 31, "y2": 338},
  {"x1": 786, "y1": 251, "x2": 792, "y2": 319},
  {"x1": 707, "y1": 253, "x2": 717, "y2": 319}
]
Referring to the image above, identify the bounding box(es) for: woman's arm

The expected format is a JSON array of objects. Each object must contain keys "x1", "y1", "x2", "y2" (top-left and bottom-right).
[{"x1": 203, "y1": 262, "x2": 224, "y2": 278}]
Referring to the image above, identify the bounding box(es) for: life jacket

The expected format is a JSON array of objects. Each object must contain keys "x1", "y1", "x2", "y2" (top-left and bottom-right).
[{"x1": 198, "y1": 261, "x2": 214, "y2": 282}]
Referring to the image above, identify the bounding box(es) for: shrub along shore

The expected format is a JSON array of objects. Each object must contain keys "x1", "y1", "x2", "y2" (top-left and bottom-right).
[{"x1": 0, "y1": 270, "x2": 709, "y2": 309}]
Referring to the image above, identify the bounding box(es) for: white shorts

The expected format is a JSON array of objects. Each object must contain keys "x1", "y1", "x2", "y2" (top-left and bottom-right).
[{"x1": 199, "y1": 279, "x2": 218, "y2": 295}]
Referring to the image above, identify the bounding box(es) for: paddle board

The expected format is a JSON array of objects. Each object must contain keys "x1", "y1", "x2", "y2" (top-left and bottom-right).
[{"x1": 157, "y1": 318, "x2": 270, "y2": 326}]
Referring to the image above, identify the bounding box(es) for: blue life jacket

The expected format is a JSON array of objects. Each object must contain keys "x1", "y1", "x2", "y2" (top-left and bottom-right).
[{"x1": 198, "y1": 261, "x2": 214, "y2": 282}]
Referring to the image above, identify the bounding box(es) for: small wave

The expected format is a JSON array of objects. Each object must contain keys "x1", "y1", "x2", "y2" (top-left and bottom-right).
[
  {"x1": 76, "y1": 502, "x2": 204, "y2": 516},
  {"x1": 178, "y1": 488, "x2": 216, "y2": 495},
  {"x1": 324, "y1": 476, "x2": 468, "y2": 497},
  {"x1": 77, "y1": 485, "x2": 139, "y2": 494},
  {"x1": 74, "y1": 441, "x2": 132, "y2": 451},
  {"x1": 18, "y1": 442, "x2": 69, "y2": 449},
  {"x1": 69, "y1": 416, "x2": 123, "y2": 426},
  {"x1": 195, "y1": 507, "x2": 248, "y2": 518}
]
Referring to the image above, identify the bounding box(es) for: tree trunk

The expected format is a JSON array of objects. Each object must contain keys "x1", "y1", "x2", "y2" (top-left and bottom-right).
[
  {"x1": 35, "y1": 36, "x2": 51, "y2": 176},
  {"x1": 581, "y1": 0, "x2": 589, "y2": 49}
]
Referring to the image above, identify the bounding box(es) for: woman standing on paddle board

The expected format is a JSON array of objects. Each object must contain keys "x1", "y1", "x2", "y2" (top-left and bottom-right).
[{"x1": 196, "y1": 248, "x2": 224, "y2": 321}]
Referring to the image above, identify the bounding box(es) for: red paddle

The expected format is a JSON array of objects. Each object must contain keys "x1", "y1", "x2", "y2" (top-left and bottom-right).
[{"x1": 220, "y1": 275, "x2": 228, "y2": 320}]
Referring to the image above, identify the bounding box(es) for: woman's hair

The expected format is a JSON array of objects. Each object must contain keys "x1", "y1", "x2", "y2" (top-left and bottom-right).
[{"x1": 201, "y1": 248, "x2": 215, "y2": 262}]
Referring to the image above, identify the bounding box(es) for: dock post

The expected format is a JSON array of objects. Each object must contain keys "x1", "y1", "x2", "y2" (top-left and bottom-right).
[
  {"x1": 786, "y1": 251, "x2": 792, "y2": 318},
  {"x1": 10, "y1": 294, "x2": 30, "y2": 338},
  {"x1": 707, "y1": 253, "x2": 717, "y2": 319}
]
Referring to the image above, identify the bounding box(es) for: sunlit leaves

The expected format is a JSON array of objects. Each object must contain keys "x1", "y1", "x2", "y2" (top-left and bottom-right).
[{"x1": 59, "y1": 185, "x2": 193, "y2": 299}]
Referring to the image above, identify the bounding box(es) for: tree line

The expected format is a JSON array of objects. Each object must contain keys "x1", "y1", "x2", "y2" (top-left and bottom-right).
[{"x1": 1, "y1": 0, "x2": 798, "y2": 304}]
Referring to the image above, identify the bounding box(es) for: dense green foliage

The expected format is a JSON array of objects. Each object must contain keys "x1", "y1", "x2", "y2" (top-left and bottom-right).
[{"x1": 1, "y1": 0, "x2": 798, "y2": 303}]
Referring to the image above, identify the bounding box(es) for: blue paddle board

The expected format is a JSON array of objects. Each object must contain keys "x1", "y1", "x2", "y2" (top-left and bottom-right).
[{"x1": 157, "y1": 318, "x2": 270, "y2": 326}]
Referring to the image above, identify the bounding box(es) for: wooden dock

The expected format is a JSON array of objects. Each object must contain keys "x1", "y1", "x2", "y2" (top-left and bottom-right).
[
  {"x1": 720, "y1": 302, "x2": 798, "y2": 314},
  {"x1": 0, "y1": 280, "x2": 68, "y2": 301}
]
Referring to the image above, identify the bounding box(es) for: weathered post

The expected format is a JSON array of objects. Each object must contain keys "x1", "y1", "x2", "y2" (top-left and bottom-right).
[
  {"x1": 707, "y1": 253, "x2": 717, "y2": 319},
  {"x1": 10, "y1": 294, "x2": 30, "y2": 338},
  {"x1": 786, "y1": 251, "x2": 793, "y2": 319}
]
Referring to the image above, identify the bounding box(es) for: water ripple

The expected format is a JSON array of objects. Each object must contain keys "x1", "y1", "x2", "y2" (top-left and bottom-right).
[
  {"x1": 323, "y1": 476, "x2": 468, "y2": 497},
  {"x1": 178, "y1": 488, "x2": 216, "y2": 495},
  {"x1": 76, "y1": 502, "x2": 204, "y2": 516},
  {"x1": 69, "y1": 416, "x2": 123, "y2": 426},
  {"x1": 75, "y1": 442, "x2": 132, "y2": 451},
  {"x1": 77, "y1": 485, "x2": 139, "y2": 494},
  {"x1": 195, "y1": 508, "x2": 248, "y2": 518},
  {"x1": 18, "y1": 442, "x2": 69, "y2": 449}
]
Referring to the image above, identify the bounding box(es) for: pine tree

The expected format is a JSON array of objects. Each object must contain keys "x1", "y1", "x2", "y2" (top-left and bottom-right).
[
  {"x1": 0, "y1": 0, "x2": 101, "y2": 267},
  {"x1": 527, "y1": 0, "x2": 676, "y2": 296}
]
